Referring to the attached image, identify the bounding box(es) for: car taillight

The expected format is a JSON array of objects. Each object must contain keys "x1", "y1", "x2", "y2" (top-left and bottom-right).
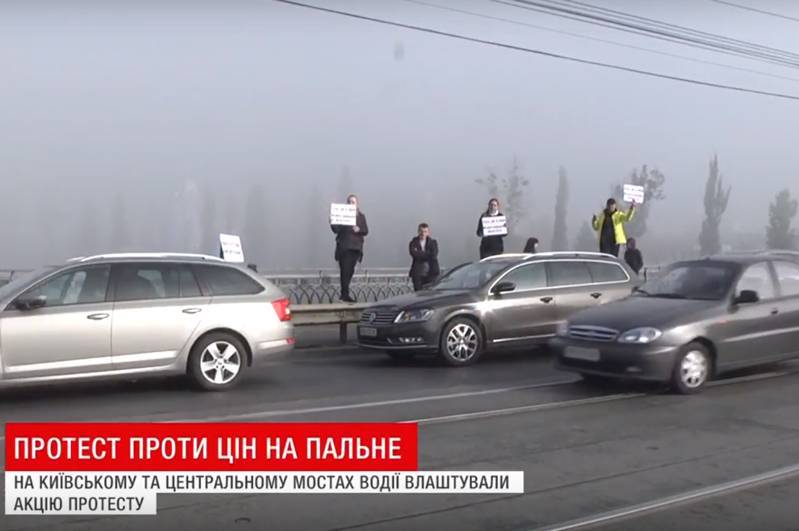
[{"x1": 271, "y1": 297, "x2": 292, "y2": 322}]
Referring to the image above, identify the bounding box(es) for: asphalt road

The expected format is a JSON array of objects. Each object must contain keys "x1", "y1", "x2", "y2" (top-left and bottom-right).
[{"x1": 2, "y1": 334, "x2": 799, "y2": 531}]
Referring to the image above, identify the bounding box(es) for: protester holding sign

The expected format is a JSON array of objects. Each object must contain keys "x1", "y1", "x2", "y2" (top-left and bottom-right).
[
  {"x1": 331, "y1": 194, "x2": 368, "y2": 303},
  {"x1": 591, "y1": 198, "x2": 635, "y2": 257},
  {"x1": 476, "y1": 198, "x2": 507, "y2": 259},
  {"x1": 408, "y1": 223, "x2": 440, "y2": 291}
]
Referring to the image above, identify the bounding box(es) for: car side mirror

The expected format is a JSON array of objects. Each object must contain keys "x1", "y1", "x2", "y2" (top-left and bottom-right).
[
  {"x1": 14, "y1": 295, "x2": 47, "y2": 311},
  {"x1": 734, "y1": 290, "x2": 759, "y2": 305},
  {"x1": 492, "y1": 282, "x2": 516, "y2": 295}
]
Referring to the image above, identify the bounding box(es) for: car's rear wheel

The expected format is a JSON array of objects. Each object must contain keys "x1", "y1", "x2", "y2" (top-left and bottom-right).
[
  {"x1": 188, "y1": 333, "x2": 247, "y2": 391},
  {"x1": 671, "y1": 343, "x2": 711, "y2": 394},
  {"x1": 439, "y1": 318, "x2": 483, "y2": 366}
]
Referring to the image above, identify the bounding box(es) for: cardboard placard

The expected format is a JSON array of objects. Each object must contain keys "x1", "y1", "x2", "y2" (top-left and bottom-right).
[
  {"x1": 481, "y1": 215, "x2": 508, "y2": 236},
  {"x1": 219, "y1": 233, "x2": 244, "y2": 263},
  {"x1": 623, "y1": 184, "x2": 645, "y2": 204},
  {"x1": 330, "y1": 203, "x2": 357, "y2": 226}
]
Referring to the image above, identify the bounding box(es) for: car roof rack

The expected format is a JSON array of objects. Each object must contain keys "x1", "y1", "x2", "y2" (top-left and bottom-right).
[
  {"x1": 480, "y1": 251, "x2": 617, "y2": 263},
  {"x1": 71, "y1": 253, "x2": 225, "y2": 263},
  {"x1": 480, "y1": 253, "x2": 534, "y2": 262},
  {"x1": 532, "y1": 251, "x2": 618, "y2": 259}
]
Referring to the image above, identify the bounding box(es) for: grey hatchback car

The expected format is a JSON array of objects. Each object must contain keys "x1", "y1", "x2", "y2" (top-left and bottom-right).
[
  {"x1": 358, "y1": 252, "x2": 638, "y2": 366},
  {"x1": 0, "y1": 253, "x2": 294, "y2": 391},
  {"x1": 552, "y1": 252, "x2": 799, "y2": 394}
]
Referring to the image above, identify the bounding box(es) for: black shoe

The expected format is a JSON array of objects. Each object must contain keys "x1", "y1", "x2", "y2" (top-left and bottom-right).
[{"x1": 341, "y1": 295, "x2": 357, "y2": 303}]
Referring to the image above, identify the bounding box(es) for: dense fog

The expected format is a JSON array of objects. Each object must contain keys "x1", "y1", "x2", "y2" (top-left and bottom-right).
[{"x1": 2, "y1": 0, "x2": 798, "y2": 272}]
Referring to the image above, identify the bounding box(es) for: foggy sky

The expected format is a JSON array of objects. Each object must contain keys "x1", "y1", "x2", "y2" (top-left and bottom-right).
[{"x1": 2, "y1": 0, "x2": 799, "y2": 270}]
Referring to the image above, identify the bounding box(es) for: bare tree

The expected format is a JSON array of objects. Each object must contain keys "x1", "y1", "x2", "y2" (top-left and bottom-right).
[
  {"x1": 551, "y1": 167, "x2": 569, "y2": 251},
  {"x1": 110, "y1": 192, "x2": 131, "y2": 252},
  {"x1": 573, "y1": 221, "x2": 595, "y2": 251},
  {"x1": 244, "y1": 183, "x2": 268, "y2": 267},
  {"x1": 698, "y1": 155, "x2": 732, "y2": 256},
  {"x1": 612, "y1": 165, "x2": 666, "y2": 238},
  {"x1": 475, "y1": 156, "x2": 530, "y2": 233},
  {"x1": 201, "y1": 184, "x2": 217, "y2": 255},
  {"x1": 766, "y1": 189, "x2": 798, "y2": 250}
]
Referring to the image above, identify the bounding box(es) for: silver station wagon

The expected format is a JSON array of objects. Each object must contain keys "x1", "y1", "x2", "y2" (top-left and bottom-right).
[{"x1": 0, "y1": 253, "x2": 294, "y2": 391}]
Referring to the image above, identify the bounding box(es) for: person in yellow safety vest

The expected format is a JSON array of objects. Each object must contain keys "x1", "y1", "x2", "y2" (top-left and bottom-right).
[{"x1": 592, "y1": 198, "x2": 636, "y2": 257}]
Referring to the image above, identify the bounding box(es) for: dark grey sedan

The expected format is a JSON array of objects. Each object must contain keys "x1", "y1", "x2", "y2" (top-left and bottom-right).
[
  {"x1": 357, "y1": 252, "x2": 637, "y2": 366},
  {"x1": 551, "y1": 252, "x2": 799, "y2": 393}
]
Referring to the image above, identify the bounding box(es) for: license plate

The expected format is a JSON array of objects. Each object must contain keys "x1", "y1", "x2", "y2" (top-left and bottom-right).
[
  {"x1": 359, "y1": 327, "x2": 377, "y2": 338},
  {"x1": 564, "y1": 347, "x2": 600, "y2": 362}
]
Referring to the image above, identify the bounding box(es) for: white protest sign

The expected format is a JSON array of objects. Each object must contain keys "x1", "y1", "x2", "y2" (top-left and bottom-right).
[
  {"x1": 330, "y1": 203, "x2": 357, "y2": 226},
  {"x1": 219, "y1": 233, "x2": 244, "y2": 263},
  {"x1": 482, "y1": 215, "x2": 508, "y2": 236},
  {"x1": 623, "y1": 184, "x2": 645, "y2": 204}
]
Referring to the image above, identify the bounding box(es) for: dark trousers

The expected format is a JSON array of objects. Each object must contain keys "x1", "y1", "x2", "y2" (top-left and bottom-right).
[
  {"x1": 600, "y1": 243, "x2": 620, "y2": 257},
  {"x1": 338, "y1": 250, "x2": 359, "y2": 298},
  {"x1": 411, "y1": 274, "x2": 436, "y2": 292}
]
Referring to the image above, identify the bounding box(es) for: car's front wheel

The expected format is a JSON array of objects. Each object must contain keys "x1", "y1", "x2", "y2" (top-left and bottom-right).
[
  {"x1": 439, "y1": 318, "x2": 483, "y2": 366},
  {"x1": 188, "y1": 333, "x2": 247, "y2": 391},
  {"x1": 671, "y1": 343, "x2": 711, "y2": 394}
]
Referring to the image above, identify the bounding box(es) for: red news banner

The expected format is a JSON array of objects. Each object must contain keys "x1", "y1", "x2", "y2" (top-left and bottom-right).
[{"x1": 4, "y1": 422, "x2": 524, "y2": 516}]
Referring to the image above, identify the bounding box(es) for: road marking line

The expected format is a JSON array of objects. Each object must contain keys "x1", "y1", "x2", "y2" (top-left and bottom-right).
[
  {"x1": 709, "y1": 369, "x2": 790, "y2": 387},
  {"x1": 165, "y1": 379, "x2": 578, "y2": 422},
  {"x1": 404, "y1": 393, "x2": 644, "y2": 425},
  {"x1": 533, "y1": 462, "x2": 799, "y2": 531}
]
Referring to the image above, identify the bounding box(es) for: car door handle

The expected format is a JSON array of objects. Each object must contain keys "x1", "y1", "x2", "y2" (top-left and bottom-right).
[
  {"x1": 87, "y1": 313, "x2": 109, "y2": 321},
  {"x1": 591, "y1": 292, "x2": 602, "y2": 299},
  {"x1": 771, "y1": 308, "x2": 779, "y2": 315},
  {"x1": 540, "y1": 297, "x2": 554, "y2": 304},
  {"x1": 182, "y1": 308, "x2": 202, "y2": 314}
]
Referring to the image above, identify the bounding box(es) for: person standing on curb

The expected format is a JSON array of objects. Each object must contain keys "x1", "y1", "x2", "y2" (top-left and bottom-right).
[
  {"x1": 592, "y1": 198, "x2": 635, "y2": 257},
  {"x1": 331, "y1": 194, "x2": 368, "y2": 302},
  {"x1": 409, "y1": 223, "x2": 440, "y2": 291},
  {"x1": 476, "y1": 198, "x2": 506, "y2": 259}
]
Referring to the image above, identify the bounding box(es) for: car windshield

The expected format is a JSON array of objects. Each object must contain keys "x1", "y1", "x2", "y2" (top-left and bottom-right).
[
  {"x1": 0, "y1": 268, "x2": 55, "y2": 301},
  {"x1": 636, "y1": 262, "x2": 738, "y2": 301},
  {"x1": 432, "y1": 261, "x2": 510, "y2": 290}
]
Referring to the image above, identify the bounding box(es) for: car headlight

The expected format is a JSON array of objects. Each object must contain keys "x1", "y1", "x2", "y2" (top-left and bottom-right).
[
  {"x1": 618, "y1": 327, "x2": 662, "y2": 344},
  {"x1": 556, "y1": 321, "x2": 569, "y2": 336},
  {"x1": 395, "y1": 309, "x2": 434, "y2": 323}
]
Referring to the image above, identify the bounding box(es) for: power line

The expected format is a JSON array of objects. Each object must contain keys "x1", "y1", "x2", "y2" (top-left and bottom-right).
[
  {"x1": 550, "y1": 0, "x2": 799, "y2": 60},
  {"x1": 498, "y1": 0, "x2": 799, "y2": 69},
  {"x1": 492, "y1": 0, "x2": 799, "y2": 70},
  {"x1": 399, "y1": 0, "x2": 799, "y2": 83},
  {"x1": 271, "y1": 0, "x2": 799, "y2": 101},
  {"x1": 709, "y1": 0, "x2": 799, "y2": 23}
]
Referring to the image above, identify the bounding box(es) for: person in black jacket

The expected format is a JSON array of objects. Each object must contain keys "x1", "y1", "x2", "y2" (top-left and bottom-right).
[
  {"x1": 331, "y1": 194, "x2": 368, "y2": 302},
  {"x1": 624, "y1": 237, "x2": 644, "y2": 276},
  {"x1": 523, "y1": 237, "x2": 539, "y2": 254},
  {"x1": 476, "y1": 198, "x2": 506, "y2": 259},
  {"x1": 408, "y1": 223, "x2": 440, "y2": 291}
]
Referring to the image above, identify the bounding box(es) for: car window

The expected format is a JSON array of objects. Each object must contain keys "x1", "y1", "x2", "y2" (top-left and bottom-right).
[
  {"x1": 17, "y1": 266, "x2": 110, "y2": 307},
  {"x1": 500, "y1": 263, "x2": 547, "y2": 291},
  {"x1": 195, "y1": 265, "x2": 264, "y2": 296},
  {"x1": 431, "y1": 261, "x2": 509, "y2": 290},
  {"x1": 774, "y1": 261, "x2": 799, "y2": 297},
  {"x1": 736, "y1": 263, "x2": 776, "y2": 300},
  {"x1": 588, "y1": 262, "x2": 628, "y2": 283},
  {"x1": 180, "y1": 268, "x2": 203, "y2": 297},
  {"x1": 548, "y1": 261, "x2": 592, "y2": 287},
  {"x1": 638, "y1": 262, "x2": 736, "y2": 301},
  {"x1": 115, "y1": 264, "x2": 180, "y2": 301}
]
